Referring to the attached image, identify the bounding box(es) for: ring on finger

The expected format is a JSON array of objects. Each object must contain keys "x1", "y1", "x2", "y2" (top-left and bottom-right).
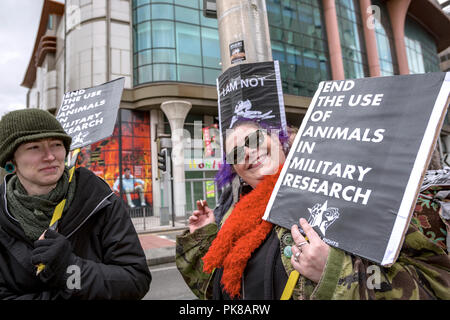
[
  {"x1": 296, "y1": 241, "x2": 308, "y2": 252},
  {"x1": 294, "y1": 251, "x2": 300, "y2": 262}
]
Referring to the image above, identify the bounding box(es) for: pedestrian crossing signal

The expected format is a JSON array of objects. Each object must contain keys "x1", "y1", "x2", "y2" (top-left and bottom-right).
[{"x1": 158, "y1": 149, "x2": 168, "y2": 172}]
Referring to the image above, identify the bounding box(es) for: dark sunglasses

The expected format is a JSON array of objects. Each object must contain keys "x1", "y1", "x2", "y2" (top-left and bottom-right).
[{"x1": 226, "y1": 129, "x2": 266, "y2": 164}]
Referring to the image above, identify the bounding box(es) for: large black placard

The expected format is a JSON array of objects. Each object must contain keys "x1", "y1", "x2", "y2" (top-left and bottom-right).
[{"x1": 263, "y1": 72, "x2": 450, "y2": 266}]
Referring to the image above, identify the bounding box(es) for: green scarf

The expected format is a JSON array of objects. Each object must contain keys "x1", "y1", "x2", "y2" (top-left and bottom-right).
[{"x1": 6, "y1": 167, "x2": 77, "y2": 241}]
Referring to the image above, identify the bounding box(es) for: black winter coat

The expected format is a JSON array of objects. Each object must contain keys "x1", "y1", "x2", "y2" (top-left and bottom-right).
[{"x1": 0, "y1": 167, "x2": 151, "y2": 299}]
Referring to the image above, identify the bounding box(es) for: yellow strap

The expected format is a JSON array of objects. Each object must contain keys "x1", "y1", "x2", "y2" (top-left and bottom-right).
[
  {"x1": 280, "y1": 236, "x2": 309, "y2": 300},
  {"x1": 49, "y1": 199, "x2": 66, "y2": 228},
  {"x1": 48, "y1": 165, "x2": 76, "y2": 228},
  {"x1": 280, "y1": 270, "x2": 300, "y2": 300},
  {"x1": 36, "y1": 263, "x2": 45, "y2": 274},
  {"x1": 36, "y1": 194, "x2": 66, "y2": 273},
  {"x1": 36, "y1": 151, "x2": 79, "y2": 275},
  {"x1": 69, "y1": 149, "x2": 80, "y2": 167},
  {"x1": 68, "y1": 165, "x2": 76, "y2": 182}
]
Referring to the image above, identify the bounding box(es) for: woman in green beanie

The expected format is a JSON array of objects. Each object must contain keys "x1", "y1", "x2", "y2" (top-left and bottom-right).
[{"x1": 0, "y1": 109, "x2": 151, "y2": 299}]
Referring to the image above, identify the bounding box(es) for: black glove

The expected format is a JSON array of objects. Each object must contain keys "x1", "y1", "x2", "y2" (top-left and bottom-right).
[{"x1": 31, "y1": 229, "x2": 75, "y2": 288}]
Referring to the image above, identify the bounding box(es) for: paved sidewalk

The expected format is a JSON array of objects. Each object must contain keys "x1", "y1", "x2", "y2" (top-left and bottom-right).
[{"x1": 138, "y1": 228, "x2": 187, "y2": 266}]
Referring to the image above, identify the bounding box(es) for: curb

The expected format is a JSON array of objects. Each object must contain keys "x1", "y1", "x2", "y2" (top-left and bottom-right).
[
  {"x1": 145, "y1": 247, "x2": 176, "y2": 266},
  {"x1": 139, "y1": 227, "x2": 187, "y2": 267},
  {"x1": 137, "y1": 226, "x2": 188, "y2": 235},
  {"x1": 146, "y1": 255, "x2": 175, "y2": 266}
]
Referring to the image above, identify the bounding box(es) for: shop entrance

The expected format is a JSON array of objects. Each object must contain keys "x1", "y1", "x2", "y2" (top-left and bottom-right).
[{"x1": 185, "y1": 171, "x2": 221, "y2": 215}]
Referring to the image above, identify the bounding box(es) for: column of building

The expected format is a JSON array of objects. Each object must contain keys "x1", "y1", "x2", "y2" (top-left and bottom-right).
[
  {"x1": 160, "y1": 101, "x2": 192, "y2": 218},
  {"x1": 386, "y1": 0, "x2": 411, "y2": 75},
  {"x1": 323, "y1": 0, "x2": 411, "y2": 79},
  {"x1": 322, "y1": 0, "x2": 345, "y2": 80},
  {"x1": 359, "y1": 0, "x2": 381, "y2": 77}
]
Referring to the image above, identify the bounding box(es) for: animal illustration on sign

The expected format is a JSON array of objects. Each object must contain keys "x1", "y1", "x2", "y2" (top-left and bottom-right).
[
  {"x1": 229, "y1": 99, "x2": 275, "y2": 128},
  {"x1": 307, "y1": 201, "x2": 340, "y2": 236},
  {"x1": 73, "y1": 131, "x2": 89, "y2": 145}
]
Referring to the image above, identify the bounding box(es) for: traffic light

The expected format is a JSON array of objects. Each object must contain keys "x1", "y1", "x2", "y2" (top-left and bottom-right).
[{"x1": 158, "y1": 149, "x2": 168, "y2": 172}]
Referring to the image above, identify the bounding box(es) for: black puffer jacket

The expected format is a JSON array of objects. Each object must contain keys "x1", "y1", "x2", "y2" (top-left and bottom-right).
[{"x1": 0, "y1": 167, "x2": 151, "y2": 299}]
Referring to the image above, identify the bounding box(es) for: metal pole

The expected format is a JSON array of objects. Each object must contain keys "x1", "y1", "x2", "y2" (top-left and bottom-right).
[
  {"x1": 216, "y1": 0, "x2": 273, "y2": 72},
  {"x1": 171, "y1": 170, "x2": 175, "y2": 227},
  {"x1": 64, "y1": 5, "x2": 66, "y2": 93},
  {"x1": 164, "y1": 148, "x2": 175, "y2": 227},
  {"x1": 106, "y1": 0, "x2": 111, "y2": 82},
  {"x1": 143, "y1": 207, "x2": 146, "y2": 230},
  {"x1": 118, "y1": 109, "x2": 124, "y2": 204}
]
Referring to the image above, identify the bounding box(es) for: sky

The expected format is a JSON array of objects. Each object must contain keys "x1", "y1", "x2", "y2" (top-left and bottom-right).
[{"x1": 0, "y1": 0, "x2": 44, "y2": 119}]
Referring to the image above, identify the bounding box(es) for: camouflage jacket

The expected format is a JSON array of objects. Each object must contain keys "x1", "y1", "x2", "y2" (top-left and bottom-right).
[
  {"x1": 176, "y1": 209, "x2": 450, "y2": 300},
  {"x1": 177, "y1": 172, "x2": 450, "y2": 300}
]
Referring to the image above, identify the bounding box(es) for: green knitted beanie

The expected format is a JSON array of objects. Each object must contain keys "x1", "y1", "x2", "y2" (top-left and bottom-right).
[{"x1": 0, "y1": 109, "x2": 72, "y2": 168}]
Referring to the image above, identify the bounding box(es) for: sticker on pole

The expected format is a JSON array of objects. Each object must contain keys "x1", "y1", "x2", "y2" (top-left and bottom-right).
[
  {"x1": 56, "y1": 77, "x2": 125, "y2": 150},
  {"x1": 229, "y1": 40, "x2": 246, "y2": 64}
]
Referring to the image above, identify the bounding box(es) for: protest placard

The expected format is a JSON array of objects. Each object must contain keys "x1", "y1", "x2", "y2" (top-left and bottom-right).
[
  {"x1": 56, "y1": 77, "x2": 125, "y2": 150},
  {"x1": 263, "y1": 72, "x2": 450, "y2": 266},
  {"x1": 216, "y1": 61, "x2": 287, "y2": 153}
]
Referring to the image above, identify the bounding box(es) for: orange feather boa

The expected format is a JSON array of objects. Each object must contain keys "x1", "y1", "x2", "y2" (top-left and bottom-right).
[{"x1": 202, "y1": 166, "x2": 282, "y2": 298}]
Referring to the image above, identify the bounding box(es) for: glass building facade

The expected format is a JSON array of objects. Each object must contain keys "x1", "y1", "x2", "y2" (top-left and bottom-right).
[
  {"x1": 132, "y1": 0, "x2": 222, "y2": 86},
  {"x1": 267, "y1": 0, "x2": 331, "y2": 96},
  {"x1": 404, "y1": 16, "x2": 441, "y2": 74},
  {"x1": 132, "y1": 0, "x2": 441, "y2": 93},
  {"x1": 336, "y1": 0, "x2": 368, "y2": 79},
  {"x1": 133, "y1": 0, "x2": 331, "y2": 97}
]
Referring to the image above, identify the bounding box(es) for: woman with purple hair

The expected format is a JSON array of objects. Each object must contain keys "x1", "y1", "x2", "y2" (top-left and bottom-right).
[
  {"x1": 211, "y1": 119, "x2": 290, "y2": 226},
  {"x1": 175, "y1": 118, "x2": 450, "y2": 300}
]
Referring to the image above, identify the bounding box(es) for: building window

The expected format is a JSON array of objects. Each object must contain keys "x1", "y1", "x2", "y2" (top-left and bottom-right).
[
  {"x1": 267, "y1": 0, "x2": 331, "y2": 97},
  {"x1": 47, "y1": 15, "x2": 54, "y2": 30},
  {"x1": 404, "y1": 16, "x2": 440, "y2": 74},
  {"x1": 77, "y1": 109, "x2": 152, "y2": 208},
  {"x1": 176, "y1": 22, "x2": 202, "y2": 66},
  {"x1": 336, "y1": 0, "x2": 368, "y2": 79},
  {"x1": 371, "y1": 0, "x2": 398, "y2": 76},
  {"x1": 132, "y1": 0, "x2": 221, "y2": 86}
]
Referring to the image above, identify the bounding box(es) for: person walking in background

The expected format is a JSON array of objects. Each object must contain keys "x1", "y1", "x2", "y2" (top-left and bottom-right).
[
  {"x1": 113, "y1": 167, "x2": 146, "y2": 208},
  {"x1": 0, "y1": 109, "x2": 151, "y2": 299}
]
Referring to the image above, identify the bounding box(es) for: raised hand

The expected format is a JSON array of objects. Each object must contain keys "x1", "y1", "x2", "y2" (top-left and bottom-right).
[{"x1": 188, "y1": 200, "x2": 215, "y2": 234}]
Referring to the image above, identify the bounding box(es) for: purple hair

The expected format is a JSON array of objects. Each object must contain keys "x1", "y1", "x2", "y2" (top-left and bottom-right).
[{"x1": 214, "y1": 117, "x2": 290, "y2": 189}]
